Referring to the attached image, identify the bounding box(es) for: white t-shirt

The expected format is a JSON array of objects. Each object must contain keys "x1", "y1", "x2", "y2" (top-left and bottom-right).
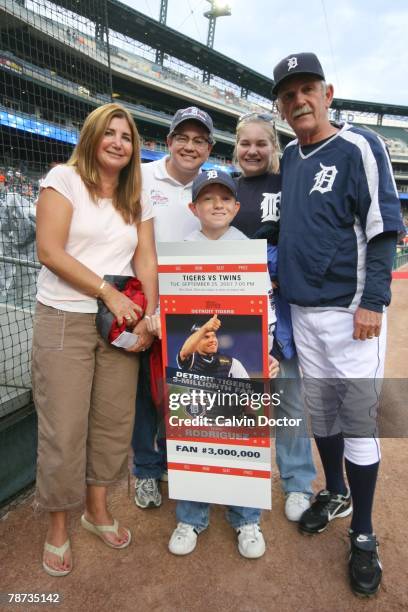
[
  {"x1": 37, "y1": 165, "x2": 153, "y2": 313},
  {"x1": 184, "y1": 226, "x2": 248, "y2": 242},
  {"x1": 142, "y1": 157, "x2": 200, "y2": 242}
]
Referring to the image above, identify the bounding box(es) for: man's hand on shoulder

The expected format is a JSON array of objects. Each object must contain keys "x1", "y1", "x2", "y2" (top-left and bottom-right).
[{"x1": 353, "y1": 306, "x2": 382, "y2": 341}]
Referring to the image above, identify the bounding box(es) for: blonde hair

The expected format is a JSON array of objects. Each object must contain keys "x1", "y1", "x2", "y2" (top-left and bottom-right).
[
  {"x1": 68, "y1": 103, "x2": 142, "y2": 224},
  {"x1": 233, "y1": 117, "x2": 281, "y2": 175}
]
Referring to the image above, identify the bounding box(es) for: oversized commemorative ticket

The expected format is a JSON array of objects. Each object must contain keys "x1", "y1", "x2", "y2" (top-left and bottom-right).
[{"x1": 158, "y1": 240, "x2": 274, "y2": 509}]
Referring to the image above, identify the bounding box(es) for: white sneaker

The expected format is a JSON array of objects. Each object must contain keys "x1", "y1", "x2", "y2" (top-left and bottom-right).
[
  {"x1": 134, "y1": 478, "x2": 162, "y2": 508},
  {"x1": 236, "y1": 523, "x2": 266, "y2": 559},
  {"x1": 168, "y1": 522, "x2": 198, "y2": 555},
  {"x1": 285, "y1": 492, "x2": 311, "y2": 522}
]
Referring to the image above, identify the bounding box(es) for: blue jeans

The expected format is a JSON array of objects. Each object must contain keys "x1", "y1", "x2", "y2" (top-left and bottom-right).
[
  {"x1": 275, "y1": 356, "x2": 316, "y2": 495},
  {"x1": 175, "y1": 357, "x2": 314, "y2": 528},
  {"x1": 176, "y1": 500, "x2": 261, "y2": 532},
  {"x1": 131, "y1": 350, "x2": 166, "y2": 479}
]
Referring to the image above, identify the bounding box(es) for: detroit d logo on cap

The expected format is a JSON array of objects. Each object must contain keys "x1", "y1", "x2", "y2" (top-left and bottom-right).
[
  {"x1": 287, "y1": 57, "x2": 298, "y2": 71},
  {"x1": 182, "y1": 107, "x2": 198, "y2": 117}
]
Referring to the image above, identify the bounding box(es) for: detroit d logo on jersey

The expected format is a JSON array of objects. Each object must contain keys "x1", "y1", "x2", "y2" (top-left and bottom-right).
[
  {"x1": 309, "y1": 163, "x2": 338, "y2": 195},
  {"x1": 260, "y1": 192, "x2": 281, "y2": 223}
]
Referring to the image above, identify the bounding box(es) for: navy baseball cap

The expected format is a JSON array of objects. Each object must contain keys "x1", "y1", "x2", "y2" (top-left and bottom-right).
[
  {"x1": 169, "y1": 107, "x2": 214, "y2": 143},
  {"x1": 272, "y1": 52, "x2": 325, "y2": 96},
  {"x1": 192, "y1": 170, "x2": 237, "y2": 201}
]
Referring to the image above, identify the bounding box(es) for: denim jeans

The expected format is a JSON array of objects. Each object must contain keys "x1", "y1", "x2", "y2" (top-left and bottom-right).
[
  {"x1": 275, "y1": 356, "x2": 316, "y2": 495},
  {"x1": 176, "y1": 500, "x2": 261, "y2": 532},
  {"x1": 131, "y1": 350, "x2": 166, "y2": 479}
]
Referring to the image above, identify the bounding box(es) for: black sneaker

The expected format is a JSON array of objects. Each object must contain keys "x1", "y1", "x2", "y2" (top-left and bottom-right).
[
  {"x1": 299, "y1": 489, "x2": 352, "y2": 534},
  {"x1": 349, "y1": 531, "x2": 382, "y2": 597}
]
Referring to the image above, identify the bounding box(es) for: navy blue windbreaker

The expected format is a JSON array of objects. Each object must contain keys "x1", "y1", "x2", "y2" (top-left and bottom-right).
[{"x1": 278, "y1": 123, "x2": 404, "y2": 310}]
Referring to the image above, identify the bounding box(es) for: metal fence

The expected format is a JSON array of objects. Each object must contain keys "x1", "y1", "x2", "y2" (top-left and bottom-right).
[
  {"x1": 1, "y1": 0, "x2": 109, "y2": 421},
  {"x1": 0, "y1": 193, "x2": 39, "y2": 418},
  {"x1": 393, "y1": 246, "x2": 408, "y2": 270}
]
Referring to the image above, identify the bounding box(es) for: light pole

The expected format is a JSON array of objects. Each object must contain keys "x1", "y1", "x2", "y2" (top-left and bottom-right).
[
  {"x1": 203, "y1": 0, "x2": 232, "y2": 84},
  {"x1": 155, "y1": 0, "x2": 169, "y2": 66}
]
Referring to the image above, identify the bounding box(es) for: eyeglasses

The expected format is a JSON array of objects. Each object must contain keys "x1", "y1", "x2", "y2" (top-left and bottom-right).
[
  {"x1": 171, "y1": 134, "x2": 210, "y2": 149},
  {"x1": 239, "y1": 112, "x2": 275, "y2": 124}
]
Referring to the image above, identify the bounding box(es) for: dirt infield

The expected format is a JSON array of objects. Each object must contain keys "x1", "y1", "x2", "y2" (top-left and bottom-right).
[{"x1": 0, "y1": 279, "x2": 407, "y2": 612}]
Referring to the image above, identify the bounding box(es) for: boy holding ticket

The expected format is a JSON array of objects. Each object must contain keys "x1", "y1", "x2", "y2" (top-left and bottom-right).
[{"x1": 168, "y1": 170, "x2": 278, "y2": 559}]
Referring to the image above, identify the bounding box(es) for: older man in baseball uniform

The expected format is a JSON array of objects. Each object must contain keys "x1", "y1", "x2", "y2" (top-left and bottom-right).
[{"x1": 273, "y1": 52, "x2": 404, "y2": 596}]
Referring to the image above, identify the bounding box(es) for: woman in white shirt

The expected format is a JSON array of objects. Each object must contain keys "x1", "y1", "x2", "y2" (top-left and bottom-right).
[{"x1": 33, "y1": 103, "x2": 158, "y2": 576}]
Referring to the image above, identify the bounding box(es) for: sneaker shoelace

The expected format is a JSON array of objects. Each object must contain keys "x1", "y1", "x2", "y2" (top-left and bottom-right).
[
  {"x1": 175, "y1": 523, "x2": 194, "y2": 539},
  {"x1": 239, "y1": 524, "x2": 260, "y2": 542},
  {"x1": 313, "y1": 493, "x2": 332, "y2": 514},
  {"x1": 138, "y1": 478, "x2": 156, "y2": 494},
  {"x1": 288, "y1": 492, "x2": 308, "y2": 506},
  {"x1": 315, "y1": 491, "x2": 345, "y2": 515}
]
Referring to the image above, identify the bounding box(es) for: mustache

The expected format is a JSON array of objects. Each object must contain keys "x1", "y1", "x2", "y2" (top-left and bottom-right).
[{"x1": 292, "y1": 106, "x2": 312, "y2": 118}]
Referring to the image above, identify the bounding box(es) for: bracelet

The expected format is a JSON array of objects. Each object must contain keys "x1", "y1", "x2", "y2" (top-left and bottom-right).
[{"x1": 95, "y1": 279, "x2": 107, "y2": 298}]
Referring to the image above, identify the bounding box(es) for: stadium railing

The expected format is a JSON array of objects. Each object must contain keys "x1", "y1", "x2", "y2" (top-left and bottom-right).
[
  {"x1": 393, "y1": 246, "x2": 408, "y2": 270},
  {"x1": 0, "y1": 193, "x2": 38, "y2": 420}
]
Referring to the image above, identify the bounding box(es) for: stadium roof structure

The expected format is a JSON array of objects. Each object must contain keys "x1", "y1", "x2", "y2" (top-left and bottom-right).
[
  {"x1": 332, "y1": 98, "x2": 408, "y2": 117},
  {"x1": 55, "y1": 0, "x2": 271, "y2": 96},
  {"x1": 54, "y1": 0, "x2": 408, "y2": 118}
]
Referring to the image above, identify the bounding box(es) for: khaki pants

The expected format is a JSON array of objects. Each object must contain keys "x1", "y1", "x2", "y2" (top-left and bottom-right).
[{"x1": 32, "y1": 302, "x2": 139, "y2": 511}]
